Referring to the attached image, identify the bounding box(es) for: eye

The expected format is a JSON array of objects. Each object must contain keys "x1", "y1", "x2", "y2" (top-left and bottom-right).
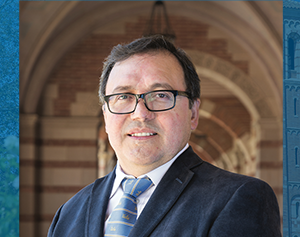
[
  {"x1": 157, "y1": 93, "x2": 167, "y2": 98},
  {"x1": 113, "y1": 94, "x2": 136, "y2": 103},
  {"x1": 117, "y1": 94, "x2": 129, "y2": 100},
  {"x1": 155, "y1": 92, "x2": 172, "y2": 100}
]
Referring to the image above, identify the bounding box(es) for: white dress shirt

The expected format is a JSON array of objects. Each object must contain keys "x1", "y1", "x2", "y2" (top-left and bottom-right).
[{"x1": 104, "y1": 143, "x2": 189, "y2": 231}]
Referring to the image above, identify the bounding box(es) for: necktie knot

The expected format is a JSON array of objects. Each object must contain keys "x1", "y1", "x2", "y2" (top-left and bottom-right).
[{"x1": 122, "y1": 177, "x2": 153, "y2": 198}]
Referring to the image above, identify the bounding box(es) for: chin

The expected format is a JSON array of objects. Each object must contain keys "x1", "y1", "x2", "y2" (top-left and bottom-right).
[{"x1": 129, "y1": 150, "x2": 161, "y2": 163}]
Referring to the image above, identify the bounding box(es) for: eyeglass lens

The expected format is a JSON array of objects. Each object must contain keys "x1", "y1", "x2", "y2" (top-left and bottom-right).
[{"x1": 108, "y1": 91, "x2": 175, "y2": 114}]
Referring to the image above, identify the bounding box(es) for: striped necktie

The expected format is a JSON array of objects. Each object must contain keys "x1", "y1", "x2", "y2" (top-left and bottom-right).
[{"x1": 105, "y1": 177, "x2": 153, "y2": 237}]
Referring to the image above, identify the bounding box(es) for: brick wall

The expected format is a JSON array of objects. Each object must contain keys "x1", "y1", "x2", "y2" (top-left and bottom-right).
[{"x1": 20, "y1": 13, "x2": 283, "y2": 237}]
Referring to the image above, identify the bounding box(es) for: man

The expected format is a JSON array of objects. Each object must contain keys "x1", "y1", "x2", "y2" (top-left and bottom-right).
[{"x1": 48, "y1": 35, "x2": 281, "y2": 237}]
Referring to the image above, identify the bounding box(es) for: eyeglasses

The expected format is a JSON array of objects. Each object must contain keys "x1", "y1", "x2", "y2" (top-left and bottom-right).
[{"x1": 104, "y1": 90, "x2": 190, "y2": 114}]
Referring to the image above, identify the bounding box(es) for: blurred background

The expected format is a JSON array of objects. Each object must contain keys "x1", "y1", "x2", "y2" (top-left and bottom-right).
[{"x1": 19, "y1": 1, "x2": 283, "y2": 236}]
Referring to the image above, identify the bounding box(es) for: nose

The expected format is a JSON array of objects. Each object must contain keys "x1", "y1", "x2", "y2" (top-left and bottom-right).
[{"x1": 130, "y1": 99, "x2": 155, "y2": 121}]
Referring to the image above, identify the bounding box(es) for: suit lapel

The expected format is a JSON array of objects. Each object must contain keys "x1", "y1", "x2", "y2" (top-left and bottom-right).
[
  {"x1": 129, "y1": 147, "x2": 203, "y2": 237},
  {"x1": 85, "y1": 169, "x2": 116, "y2": 237}
]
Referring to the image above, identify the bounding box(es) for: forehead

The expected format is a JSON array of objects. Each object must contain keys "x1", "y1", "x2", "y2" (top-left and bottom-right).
[{"x1": 106, "y1": 52, "x2": 185, "y2": 94}]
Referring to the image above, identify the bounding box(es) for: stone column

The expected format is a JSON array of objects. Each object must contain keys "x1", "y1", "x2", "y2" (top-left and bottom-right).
[{"x1": 20, "y1": 114, "x2": 39, "y2": 237}]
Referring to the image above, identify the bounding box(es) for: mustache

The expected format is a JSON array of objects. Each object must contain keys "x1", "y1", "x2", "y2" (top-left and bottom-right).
[{"x1": 126, "y1": 121, "x2": 159, "y2": 132}]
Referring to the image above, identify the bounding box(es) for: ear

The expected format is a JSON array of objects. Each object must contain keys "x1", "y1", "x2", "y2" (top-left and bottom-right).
[{"x1": 190, "y1": 99, "x2": 200, "y2": 130}]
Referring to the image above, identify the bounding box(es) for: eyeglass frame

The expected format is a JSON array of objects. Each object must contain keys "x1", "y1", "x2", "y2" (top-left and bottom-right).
[{"x1": 103, "y1": 90, "x2": 191, "y2": 114}]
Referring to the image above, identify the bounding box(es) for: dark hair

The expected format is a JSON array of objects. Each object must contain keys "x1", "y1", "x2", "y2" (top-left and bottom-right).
[{"x1": 99, "y1": 35, "x2": 200, "y2": 108}]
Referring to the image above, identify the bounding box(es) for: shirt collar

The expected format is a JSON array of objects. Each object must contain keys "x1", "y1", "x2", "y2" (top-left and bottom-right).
[{"x1": 109, "y1": 143, "x2": 189, "y2": 198}]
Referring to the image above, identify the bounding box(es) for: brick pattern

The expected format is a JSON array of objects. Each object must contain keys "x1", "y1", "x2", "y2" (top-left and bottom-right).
[
  {"x1": 47, "y1": 15, "x2": 248, "y2": 117},
  {"x1": 22, "y1": 13, "x2": 285, "y2": 237},
  {"x1": 45, "y1": 15, "x2": 251, "y2": 163},
  {"x1": 208, "y1": 97, "x2": 251, "y2": 137}
]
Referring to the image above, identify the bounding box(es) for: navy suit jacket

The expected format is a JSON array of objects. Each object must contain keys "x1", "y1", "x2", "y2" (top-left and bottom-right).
[{"x1": 48, "y1": 147, "x2": 281, "y2": 237}]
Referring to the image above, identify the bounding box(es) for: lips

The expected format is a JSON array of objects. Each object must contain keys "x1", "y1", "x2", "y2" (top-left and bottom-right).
[{"x1": 129, "y1": 132, "x2": 157, "y2": 137}]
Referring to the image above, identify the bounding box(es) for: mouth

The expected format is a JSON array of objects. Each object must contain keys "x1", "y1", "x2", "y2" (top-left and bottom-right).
[{"x1": 128, "y1": 132, "x2": 157, "y2": 137}]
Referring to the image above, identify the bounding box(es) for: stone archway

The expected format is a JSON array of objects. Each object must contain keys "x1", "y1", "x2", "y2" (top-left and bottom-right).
[{"x1": 19, "y1": 2, "x2": 283, "y2": 236}]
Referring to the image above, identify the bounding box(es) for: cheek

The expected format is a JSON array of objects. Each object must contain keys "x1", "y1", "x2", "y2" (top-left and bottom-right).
[
  {"x1": 105, "y1": 115, "x2": 123, "y2": 136},
  {"x1": 162, "y1": 112, "x2": 186, "y2": 135},
  {"x1": 173, "y1": 113, "x2": 183, "y2": 128},
  {"x1": 173, "y1": 112, "x2": 191, "y2": 135}
]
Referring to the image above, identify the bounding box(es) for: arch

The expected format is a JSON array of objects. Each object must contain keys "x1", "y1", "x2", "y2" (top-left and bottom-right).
[
  {"x1": 288, "y1": 32, "x2": 300, "y2": 41},
  {"x1": 198, "y1": 109, "x2": 253, "y2": 175},
  {"x1": 20, "y1": 1, "x2": 282, "y2": 118},
  {"x1": 287, "y1": 32, "x2": 300, "y2": 78},
  {"x1": 291, "y1": 195, "x2": 300, "y2": 222},
  {"x1": 19, "y1": 3, "x2": 283, "y2": 236},
  {"x1": 190, "y1": 51, "x2": 261, "y2": 121}
]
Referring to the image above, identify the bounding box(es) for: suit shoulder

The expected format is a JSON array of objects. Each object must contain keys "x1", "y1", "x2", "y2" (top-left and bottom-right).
[
  {"x1": 194, "y1": 160, "x2": 275, "y2": 193},
  {"x1": 180, "y1": 147, "x2": 273, "y2": 191}
]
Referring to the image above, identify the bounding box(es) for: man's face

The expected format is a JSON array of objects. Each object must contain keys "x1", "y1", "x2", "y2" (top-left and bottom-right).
[{"x1": 103, "y1": 52, "x2": 200, "y2": 176}]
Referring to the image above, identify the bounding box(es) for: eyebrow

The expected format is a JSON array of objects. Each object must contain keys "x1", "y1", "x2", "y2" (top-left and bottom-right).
[
  {"x1": 112, "y1": 85, "x2": 133, "y2": 93},
  {"x1": 149, "y1": 83, "x2": 174, "y2": 91},
  {"x1": 111, "y1": 83, "x2": 174, "y2": 94}
]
